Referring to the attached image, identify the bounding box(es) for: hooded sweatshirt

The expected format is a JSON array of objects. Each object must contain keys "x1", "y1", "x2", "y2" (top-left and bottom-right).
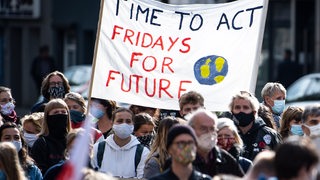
[{"x1": 91, "y1": 134, "x2": 150, "y2": 178}]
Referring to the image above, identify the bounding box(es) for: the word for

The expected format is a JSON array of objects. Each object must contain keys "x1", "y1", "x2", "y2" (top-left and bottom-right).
[{"x1": 130, "y1": 52, "x2": 174, "y2": 73}]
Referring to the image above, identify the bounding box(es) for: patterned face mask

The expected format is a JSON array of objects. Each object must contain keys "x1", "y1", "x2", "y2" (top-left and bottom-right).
[
  {"x1": 137, "y1": 134, "x2": 153, "y2": 147},
  {"x1": 48, "y1": 86, "x2": 65, "y2": 98},
  {"x1": 173, "y1": 143, "x2": 196, "y2": 165},
  {"x1": 0, "y1": 102, "x2": 15, "y2": 115},
  {"x1": 217, "y1": 137, "x2": 235, "y2": 151}
]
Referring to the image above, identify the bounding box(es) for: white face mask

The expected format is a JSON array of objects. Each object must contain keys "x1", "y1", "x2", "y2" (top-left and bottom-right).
[
  {"x1": 11, "y1": 140, "x2": 22, "y2": 152},
  {"x1": 304, "y1": 124, "x2": 320, "y2": 137},
  {"x1": 0, "y1": 102, "x2": 15, "y2": 115},
  {"x1": 113, "y1": 123, "x2": 134, "y2": 139},
  {"x1": 197, "y1": 132, "x2": 216, "y2": 152},
  {"x1": 24, "y1": 132, "x2": 38, "y2": 147}
]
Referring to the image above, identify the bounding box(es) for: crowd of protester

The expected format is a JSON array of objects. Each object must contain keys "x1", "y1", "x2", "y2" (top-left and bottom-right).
[{"x1": 1, "y1": 71, "x2": 320, "y2": 180}]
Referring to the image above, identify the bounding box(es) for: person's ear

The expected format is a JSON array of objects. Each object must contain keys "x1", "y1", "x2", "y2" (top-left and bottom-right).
[
  {"x1": 167, "y1": 146, "x2": 173, "y2": 157},
  {"x1": 253, "y1": 111, "x2": 257, "y2": 117},
  {"x1": 264, "y1": 96, "x2": 272, "y2": 106},
  {"x1": 179, "y1": 110, "x2": 184, "y2": 117},
  {"x1": 302, "y1": 124, "x2": 310, "y2": 136}
]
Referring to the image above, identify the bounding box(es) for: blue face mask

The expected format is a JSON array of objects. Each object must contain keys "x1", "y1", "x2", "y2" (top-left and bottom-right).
[
  {"x1": 290, "y1": 124, "x2": 304, "y2": 136},
  {"x1": 90, "y1": 108, "x2": 105, "y2": 119},
  {"x1": 70, "y1": 110, "x2": 85, "y2": 123},
  {"x1": 271, "y1": 100, "x2": 285, "y2": 115}
]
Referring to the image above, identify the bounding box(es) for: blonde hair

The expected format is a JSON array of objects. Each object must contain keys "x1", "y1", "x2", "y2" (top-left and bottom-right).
[
  {"x1": 229, "y1": 91, "x2": 260, "y2": 114},
  {"x1": 39, "y1": 99, "x2": 71, "y2": 136},
  {"x1": 21, "y1": 112, "x2": 44, "y2": 134},
  {"x1": 0, "y1": 142, "x2": 27, "y2": 180}
]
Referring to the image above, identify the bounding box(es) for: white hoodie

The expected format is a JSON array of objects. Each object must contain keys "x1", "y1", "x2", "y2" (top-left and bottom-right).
[{"x1": 91, "y1": 134, "x2": 150, "y2": 178}]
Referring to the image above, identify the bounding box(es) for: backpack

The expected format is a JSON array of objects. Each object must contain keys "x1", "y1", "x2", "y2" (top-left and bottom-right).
[{"x1": 96, "y1": 141, "x2": 144, "y2": 174}]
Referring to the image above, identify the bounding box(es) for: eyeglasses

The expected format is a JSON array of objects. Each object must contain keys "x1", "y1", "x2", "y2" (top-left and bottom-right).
[
  {"x1": 49, "y1": 81, "x2": 63, "y2": 87},
  {"x1": 196, "y1": 126, "x2": 216, "y2": 134},
  {"x1": 0, "y1": 98, "x2": 15, "y2": 104},
  {"x1": 173, "y1": 140, "x2": 195, "y2": 149}
]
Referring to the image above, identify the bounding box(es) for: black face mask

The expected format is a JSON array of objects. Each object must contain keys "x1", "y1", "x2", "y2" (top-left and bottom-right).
[
  {"x1": 233, "y1": 112, "x2": 255, "y2": 127},
  {"x1": 47, "y1": 114, "x2": 69, "y2": 138},
  {"x1": 137, "y1": 134, "x2": 153, "y2": 148}
]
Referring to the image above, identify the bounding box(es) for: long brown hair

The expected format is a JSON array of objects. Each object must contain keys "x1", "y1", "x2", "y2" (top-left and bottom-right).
[
  {"x1": 0, "y1": 142, "x2": 26, "y2": 180},
  {"x1": 41, "y1": 71, "x2": 70, "y2": 100},
  {"x1": 146, "y1": 117, "x2": 179, "y2": 170},
  {"x1": 279, "y1": 106, "x2": 303, "y2": 139}
]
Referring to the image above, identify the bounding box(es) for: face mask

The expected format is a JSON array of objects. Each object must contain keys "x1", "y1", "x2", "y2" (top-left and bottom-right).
[
  {"x1": 233, "y1": 112, "x2": 255, "y2": 127},
  {"x1": 48, "y1": 86, "x2": 65, "y2": 98},
  {"x1": 47, "y1": 114, "x2": 69, "y2": 138},
  {"x1": 0, "y1": 102, "x2": 15, "y2": 116},
  {"x1": 290, "y1": 124, "x2": 304, "y2": 136},
  {"x1": 90, "y1": 108, "x2": 105, "y2": 119},
  {"x1": 11, "y1": 140, "x2": 22, "y2": 152},
  {"x1": 304, "y1": 124, "x2": 320, "y2": 137},
  {"x1": 173, "y1": 144, "x2": 196, "y2": 165},
  {"x1": 271, "y1": 100, "x2": 285, "y2": 115},
  {"x1": 217, "y1": 137, "x2": 235, "y2": 151},
  {"x1": 137, "y1": 134, "x2": 153, "y2": 147},
  {"x1": 113, "y1": 123, "x2": 134, "y2": 139},
  {"x1": 69, "y1": 110, "x2": 85, "y2": 123},
  {"x1": 197, "y1": 132, "x2": 216, "y2": 152},
  {"x1": 23, "y1": 132, "x2": 38, "y2": 147}
]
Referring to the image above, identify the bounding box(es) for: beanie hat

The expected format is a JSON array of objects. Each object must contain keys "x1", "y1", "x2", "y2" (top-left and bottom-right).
[{"x1": 166, "y1": 124, "x2": 198, "y2": 149}]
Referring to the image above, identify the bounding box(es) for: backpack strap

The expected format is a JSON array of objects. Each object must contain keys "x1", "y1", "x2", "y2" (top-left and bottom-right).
[
  {"x1": 97, "y1": 141, "x2": 106, "y2": 168},
  {"x1": 134, "y1": 144, "x2": 144, "y2": 174},
  {"x1": 97, "y1": 141, "x2": 143, "y2": 174}
]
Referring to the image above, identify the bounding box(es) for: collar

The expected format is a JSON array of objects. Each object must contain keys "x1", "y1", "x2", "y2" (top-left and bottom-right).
[{"x1": 196, "y1": 146, "x2": 225, "y2": 164}]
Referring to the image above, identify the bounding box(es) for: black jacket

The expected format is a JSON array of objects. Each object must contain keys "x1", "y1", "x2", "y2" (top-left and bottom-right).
[
  {"x1": 30, "y1": 135, "x2": 66, "y2": 175},
  {"x1": 192, "y1": 146, "x2": 244, "y2": 177},
  {"x1": 238, "y1": 118, "x2": 282, "y2": 160},
  {"x1": 149, "y1": 167, "x2": 212, "y2": 180},
  {"x1": 227, "y1": 146, "x2": 252, "y2": 173}
]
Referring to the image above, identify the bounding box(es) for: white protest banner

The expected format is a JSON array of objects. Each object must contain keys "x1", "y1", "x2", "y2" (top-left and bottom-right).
[{"x1": 91, "y1": 0, "x2": 269, "y2": 111}]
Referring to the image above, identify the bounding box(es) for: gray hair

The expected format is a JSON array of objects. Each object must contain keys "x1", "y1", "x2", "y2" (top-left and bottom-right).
[
  {"x1": 302, "y1": 105, "x2": 320, "y2": 123},
  {"x1": 217, "y1": 117, "x2": 244, "y2": 147},
  {"x1": 186, "y1": 108, "x2": 218, "y2": 129},
  {"x1": 261, "y1": 82, "x2": 286, "y2": 100}
]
